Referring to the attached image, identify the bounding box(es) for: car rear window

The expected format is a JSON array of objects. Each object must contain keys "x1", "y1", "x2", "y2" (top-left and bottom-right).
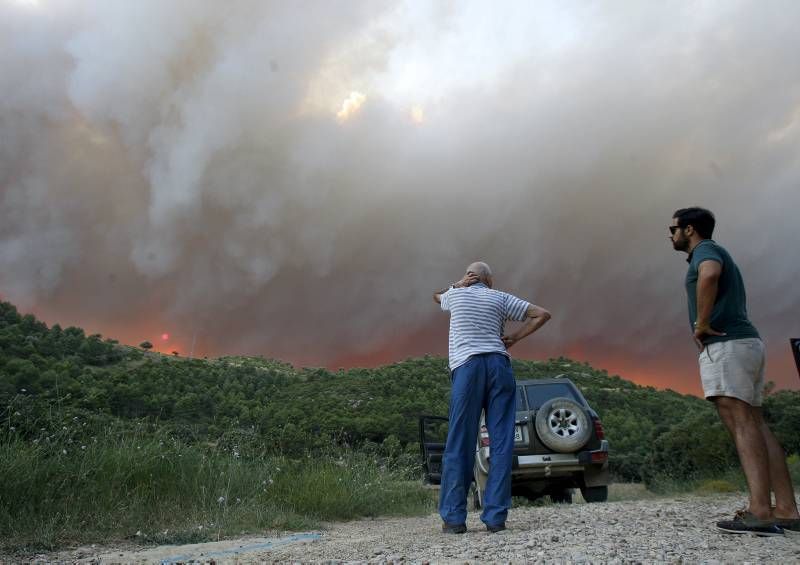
[{"x1": 525, "y1": 383, "x2": 582, "y2": 409}]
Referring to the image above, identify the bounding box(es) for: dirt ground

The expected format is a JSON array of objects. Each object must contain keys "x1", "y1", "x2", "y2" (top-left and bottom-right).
[{"x1": 28, "y1": 493, "x2": 800, "y2": 563}]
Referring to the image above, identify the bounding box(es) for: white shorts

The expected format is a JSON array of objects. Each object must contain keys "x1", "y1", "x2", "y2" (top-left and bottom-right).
[{"x1": 699, "y1": 338, "x2": 765, "y2": 407}]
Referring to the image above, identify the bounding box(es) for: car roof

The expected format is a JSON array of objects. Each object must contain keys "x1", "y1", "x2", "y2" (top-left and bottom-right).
[{"x1": 517, "y1": 376, "x2": 576, "y2": 386}]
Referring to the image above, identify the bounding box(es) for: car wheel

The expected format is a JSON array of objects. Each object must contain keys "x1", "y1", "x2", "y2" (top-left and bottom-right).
[
  {"x1": 580, "y1": 485, "x2": 608, "y2": 503},
  {"x1": 549, "y1": 488, "x2": 573, "y2": 504},
  {"x1": 534, "y1": 397, "x2": 591, "y2": 453}
]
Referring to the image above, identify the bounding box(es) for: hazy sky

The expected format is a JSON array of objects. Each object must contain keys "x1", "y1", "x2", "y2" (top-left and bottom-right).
[{"x1": 1, "y1": 0, "x2": 799, "y2": 394}]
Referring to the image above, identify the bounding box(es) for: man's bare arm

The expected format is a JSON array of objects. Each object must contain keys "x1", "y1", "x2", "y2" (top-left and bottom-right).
[
  {"x1": 694, "y1": 260, "x2": 725, "y2": 349},
  {"x1": 502, "y1": 304, "x2": 552, "y2": 349}
]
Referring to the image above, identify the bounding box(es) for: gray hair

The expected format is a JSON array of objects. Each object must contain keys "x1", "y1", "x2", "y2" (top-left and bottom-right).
[{"x1": 466, "y1": 261, "x2": 492, "y2": 279}]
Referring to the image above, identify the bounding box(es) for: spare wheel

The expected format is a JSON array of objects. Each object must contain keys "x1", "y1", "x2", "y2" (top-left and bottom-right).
[{"x1": 534, "y1": 397, "x2": 591, "y2": 453}]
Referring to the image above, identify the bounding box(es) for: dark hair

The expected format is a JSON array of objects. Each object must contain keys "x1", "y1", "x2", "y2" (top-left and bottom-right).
[{"x1": 673, "y1": 207, "x2": 715, "y2": 239}]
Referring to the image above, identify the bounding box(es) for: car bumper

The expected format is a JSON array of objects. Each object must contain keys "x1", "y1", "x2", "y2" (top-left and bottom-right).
[{"x1": 509, "y1": 440, "x2": 609, "y2": 476}]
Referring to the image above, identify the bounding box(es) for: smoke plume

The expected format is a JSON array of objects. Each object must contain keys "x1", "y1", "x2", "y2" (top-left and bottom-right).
[{"x1": 2, "y1": 0, "x2": 799, "y2": 393}]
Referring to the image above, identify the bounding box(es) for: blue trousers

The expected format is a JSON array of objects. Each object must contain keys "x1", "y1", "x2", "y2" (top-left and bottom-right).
[{"x1": 438, "y1": 352, "x2": 516, "y2": 527}]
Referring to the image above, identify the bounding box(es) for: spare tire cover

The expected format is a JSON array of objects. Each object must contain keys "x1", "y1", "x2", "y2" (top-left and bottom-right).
[{"x1": 535, "y1": 397, "x2": 591, "y2": 453}]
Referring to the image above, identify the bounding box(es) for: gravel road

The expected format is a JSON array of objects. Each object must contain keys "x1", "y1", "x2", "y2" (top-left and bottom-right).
[
  {"x1": 36, "y1": 493, "x2": 800, "y2": 563},
  {"x1": 258, "y1": 493, "x2": 799, "y2": 563}
]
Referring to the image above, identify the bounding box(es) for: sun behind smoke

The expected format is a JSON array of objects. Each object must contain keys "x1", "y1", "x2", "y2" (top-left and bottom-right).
[{"x1": 336, "y1": 91, "x2": 366, "y2": 122}]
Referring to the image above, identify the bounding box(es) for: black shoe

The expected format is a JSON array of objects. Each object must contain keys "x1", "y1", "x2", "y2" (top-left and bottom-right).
[
  {"x1": 442, "y1": 522, "x2": 467, "y2": 534},
  {"x1": 716, "y1": 510, "x2": 784, "y2": 537},
  {"x1": 774, "y1": 518, "x2": 800, "y2": 536},
  {"x1": 486, "y1": 523, "x2": 506, "y2": 533}
]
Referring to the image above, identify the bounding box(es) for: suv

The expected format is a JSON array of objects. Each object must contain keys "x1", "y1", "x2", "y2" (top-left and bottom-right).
[{"x1": 419, "y1": 376, "x2": 609, "y2": 506}]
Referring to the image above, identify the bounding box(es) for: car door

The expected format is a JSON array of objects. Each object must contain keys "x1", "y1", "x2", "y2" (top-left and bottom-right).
[{"x1": 418, "y1": 415, "x2": 448, "y2": 484}]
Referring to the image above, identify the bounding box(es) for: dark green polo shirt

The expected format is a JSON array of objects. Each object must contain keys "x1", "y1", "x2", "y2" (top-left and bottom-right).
[{"x1": 685, "y1": 239, "x2": 760, "y2": 345}]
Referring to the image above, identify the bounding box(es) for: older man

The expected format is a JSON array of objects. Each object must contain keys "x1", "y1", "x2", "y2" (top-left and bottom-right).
[{"x1": 434, "y1": 261, "x2": 551, "y2": 533}]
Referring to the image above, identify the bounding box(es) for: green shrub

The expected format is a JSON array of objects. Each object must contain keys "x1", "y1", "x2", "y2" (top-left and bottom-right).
[
  {"x1": 645, "y1": 468, "x2": 746, "y2": 496},
  {"x1": 642, "y1": 410, "x2": 738, "y2": 486},
  {"x1": 0, "y1": 429, "x2": 433, "y2": 552}
]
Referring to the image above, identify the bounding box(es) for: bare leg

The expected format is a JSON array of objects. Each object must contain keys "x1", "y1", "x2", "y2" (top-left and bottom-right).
[
  {"x1": 713, "y1": 396, "x2": 773, "y2": 519},
  {"x1": 754, "y1": 408, "x2": 800, "y2": 519}
]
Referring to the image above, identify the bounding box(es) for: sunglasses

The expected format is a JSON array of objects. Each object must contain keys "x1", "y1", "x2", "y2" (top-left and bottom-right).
[{"x1": 668, "y1": 225, "x2": 682, "y2": 235}]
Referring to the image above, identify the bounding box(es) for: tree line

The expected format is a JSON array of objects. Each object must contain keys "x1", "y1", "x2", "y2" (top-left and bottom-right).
[{"x1": 1, "y1": 300, "x2": 798, "y2": 483}]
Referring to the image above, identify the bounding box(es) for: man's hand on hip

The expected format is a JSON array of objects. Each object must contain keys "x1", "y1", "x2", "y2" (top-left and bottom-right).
[
  {"x1": 502, "y1": 304, "x2": 552, "y2": 350},
  {"x1": 502, "y1": 335, "x2": 519, "y2": 349},
  {"x1": 693, "y1": 322, "x2": 726, "y2": 350}
]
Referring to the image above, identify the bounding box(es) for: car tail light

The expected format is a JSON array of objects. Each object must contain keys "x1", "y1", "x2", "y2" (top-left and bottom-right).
[
  {"x1": 479, "y1": 425, "x2": 490, "y2": 447},
  {"x1": 591, "y1": 451, "x2": 608, "y2": 463},
  {"x1": 593, "y1": 418, "x2": 605, "y2": 440}
]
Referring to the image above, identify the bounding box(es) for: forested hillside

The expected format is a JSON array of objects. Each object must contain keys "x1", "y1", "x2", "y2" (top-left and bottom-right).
[{"x1": 2, "y1": 300, "x2": 798, "y2": 483}]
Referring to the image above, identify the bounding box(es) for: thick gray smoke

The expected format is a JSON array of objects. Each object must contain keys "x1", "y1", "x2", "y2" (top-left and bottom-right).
[{"x1": 2, "y1": 0, "x2": 799, "y2": 392}]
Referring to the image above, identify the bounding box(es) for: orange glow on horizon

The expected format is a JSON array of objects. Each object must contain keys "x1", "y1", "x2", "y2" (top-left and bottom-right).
[
  {"x1": 12, "y1": 303, "x2": 798, "y2": 394},
  {"x1": 19, "y1": 305, "x2": 207, "y2": 359},
  {"x1": 12, "y1": 303, "x2": 706, "y2": 394}
]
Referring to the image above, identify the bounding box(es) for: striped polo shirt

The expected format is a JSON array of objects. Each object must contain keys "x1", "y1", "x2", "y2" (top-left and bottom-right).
[{"x1": 440, "y1": 282, "x2": 531, "y2": 371}]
